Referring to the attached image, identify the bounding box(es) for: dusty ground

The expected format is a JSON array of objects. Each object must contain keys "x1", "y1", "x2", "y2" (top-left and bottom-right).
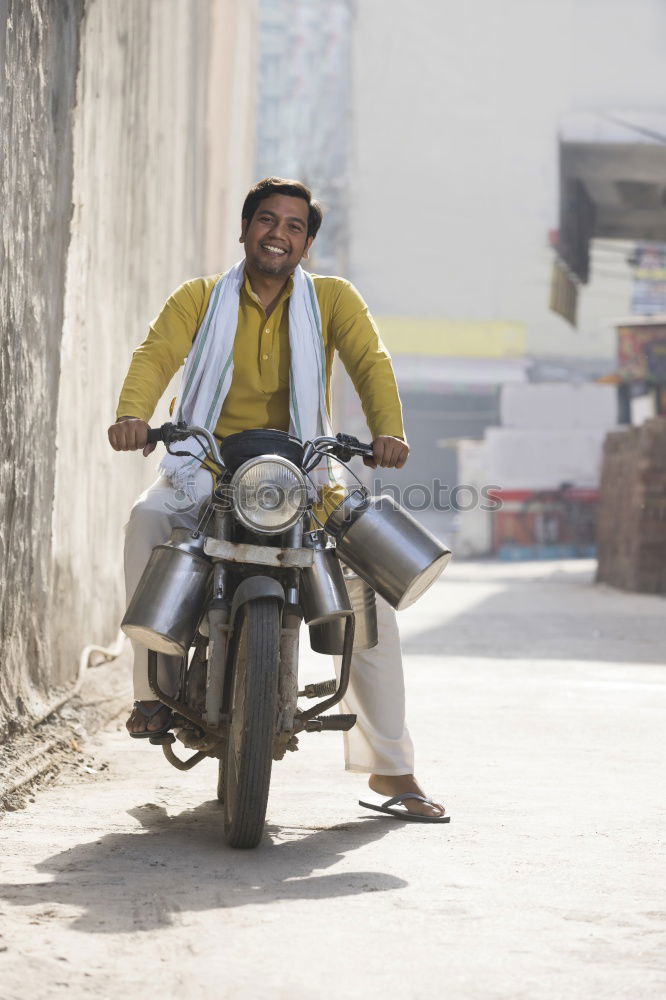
[{"x1": 0, "y1": 560, "x2": 664, "y2": 999}]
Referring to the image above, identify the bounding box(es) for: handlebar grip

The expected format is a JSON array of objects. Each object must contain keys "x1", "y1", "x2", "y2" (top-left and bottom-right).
[
  {"x1": 335, "y1": 432, "x2": 374, "y2": 457},
  {"x1": 146, "y1": 426, "x2": 165, "y2": 444}
]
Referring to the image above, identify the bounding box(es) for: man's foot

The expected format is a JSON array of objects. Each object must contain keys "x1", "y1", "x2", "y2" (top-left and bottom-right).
[
  {"x1": 368, "y1": 773, "x2": 446, "y2": 818},
  {"x1": 126, "y1": 700, "x2": 172, "y2": 736}
]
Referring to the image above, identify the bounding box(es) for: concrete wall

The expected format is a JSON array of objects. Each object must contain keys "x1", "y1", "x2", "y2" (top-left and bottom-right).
[
  {"x1": 0, "y1": 0, "x2": 84, "y2": 731},
  {"x1": 205, "y1": 0, "x2": 258, "y2": 272},
  {"x1": 0, "y1": 0, "x2": 256, "y2": 736},
  {"x1": 350, "y1": 0, "x2": 666, "y2": 363}
]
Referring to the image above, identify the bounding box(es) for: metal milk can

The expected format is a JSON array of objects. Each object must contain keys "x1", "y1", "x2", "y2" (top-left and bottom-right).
[
  {"x1": 300, "y1": 530, "x2": 352, "y2": 624},
  {"x1": 309, "y1": 565, "x2": 378, "y2": 654},
  {"x1": 121, "y1": 527, "x2": 213, "y2": 656},
  {"x1": 325, "y1": 489, "x2": 452, "y2": 610}
]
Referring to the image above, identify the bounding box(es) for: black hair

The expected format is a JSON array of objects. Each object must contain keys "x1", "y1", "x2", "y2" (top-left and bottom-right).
[{"x1": 241, "y1": 177, "x2": 323, "y2": 239}]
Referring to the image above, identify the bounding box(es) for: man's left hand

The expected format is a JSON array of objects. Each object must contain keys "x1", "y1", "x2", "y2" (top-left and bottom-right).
[{"x1": 363, "y1": 436, "x2": 410, "y2": 470}]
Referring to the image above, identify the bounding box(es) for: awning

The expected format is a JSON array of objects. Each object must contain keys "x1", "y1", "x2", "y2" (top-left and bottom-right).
[
  {"x1": 556, "y1": 111, "x2": 666, "y2": 288},
  {"x1": 551, "y1": 111, "x2": 666, "y2": 324}
]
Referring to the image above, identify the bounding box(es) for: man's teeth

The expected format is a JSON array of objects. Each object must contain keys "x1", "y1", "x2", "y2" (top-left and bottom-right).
[{"x1": 263, "y1": 245, "x2": 286, "y2": 255}]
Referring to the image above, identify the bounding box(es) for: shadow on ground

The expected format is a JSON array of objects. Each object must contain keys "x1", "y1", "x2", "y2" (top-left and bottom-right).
[{"x1": 0, "y1": 801, "x2": 405, "y2": 932}]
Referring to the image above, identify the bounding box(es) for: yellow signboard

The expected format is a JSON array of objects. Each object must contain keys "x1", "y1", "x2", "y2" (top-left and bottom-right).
[{"x1": 376, "y1": 317, "x2": 526, "y2": 358}]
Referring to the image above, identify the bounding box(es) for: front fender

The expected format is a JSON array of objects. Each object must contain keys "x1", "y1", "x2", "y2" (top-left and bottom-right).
[{"x1": 229, "y1": 576, "x2": 284, "y2": 629}]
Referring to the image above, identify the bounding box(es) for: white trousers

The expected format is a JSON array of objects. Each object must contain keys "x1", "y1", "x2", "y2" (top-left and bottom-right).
[{"x1": 123, "y1": 467, "x2": 415, "y2": 775}]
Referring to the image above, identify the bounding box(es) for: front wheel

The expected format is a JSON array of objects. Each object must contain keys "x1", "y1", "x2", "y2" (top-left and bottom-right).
[{"x1": 219, "y1": 597, "x2": 280, "y2": 849}]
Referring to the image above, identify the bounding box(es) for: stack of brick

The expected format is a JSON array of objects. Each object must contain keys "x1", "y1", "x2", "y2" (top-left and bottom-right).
[{"x1": 596, "y1": 418, "x2": 666, "y2": 593}]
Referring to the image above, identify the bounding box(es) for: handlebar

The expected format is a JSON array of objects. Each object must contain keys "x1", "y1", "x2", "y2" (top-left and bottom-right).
[
  {"x1": 144, "y1": 422, "x2": 373, "y2": 471},
  {"x1": 146, "y1": 422, "x2": 225, "y2": 468},
  {"x1": 146, "y1": 425, "x2": 167, "y2": 444},
  {"x1": 301, "y1": 433, "x2": 374, "y2": 473},
  {"x1": 332, "y1": 433, "x2": 374, "y2": 461}
]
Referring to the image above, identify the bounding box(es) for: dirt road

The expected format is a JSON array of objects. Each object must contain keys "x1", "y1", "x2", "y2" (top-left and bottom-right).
[{"x1": 1, "y1": 560, "x2": 664, "y2": 999}]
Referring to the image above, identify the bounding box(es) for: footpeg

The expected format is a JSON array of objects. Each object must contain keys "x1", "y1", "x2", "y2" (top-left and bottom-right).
[
  {"x1": 300, "y1": 679, "x2": 337, "y2": 699},
  {"x1": 304, "y1": 713, "x2": 357, "y2": 732},
  {"x1": 153, "y1": 735, "x2": 208, "y2": 771},
  {"x1": 149, "y1": 732, "x2": 176, "y2": 746}
]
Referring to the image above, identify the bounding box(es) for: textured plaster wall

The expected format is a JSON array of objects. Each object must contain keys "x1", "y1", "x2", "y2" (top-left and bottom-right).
[
  {"x1": 50, "y1": 0, "x2": 213, "y2": 695},
  {"x1": 1, "y1": 0, "x2": 256, "y2": 736},
  {"x1": 204, "y1": 0, "x2": 257, "y2": 273},
  {"x1": 0, "y1": 0, "x2": 84, "y2": 730}
]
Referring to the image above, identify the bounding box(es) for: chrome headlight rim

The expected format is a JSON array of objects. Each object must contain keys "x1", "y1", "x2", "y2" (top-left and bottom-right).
[{"x1": 229, "y1": 455, "x2": 308, "y2": 535}]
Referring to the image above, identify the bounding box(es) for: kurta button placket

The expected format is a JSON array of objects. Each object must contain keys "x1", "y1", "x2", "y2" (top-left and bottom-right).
[{"x1": 260, "y1": 324, "x2": 272, "y2": 373}]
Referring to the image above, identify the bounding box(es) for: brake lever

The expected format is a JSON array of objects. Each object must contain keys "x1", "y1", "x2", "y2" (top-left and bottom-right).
[
  {"x1": 334, "y1": 432, "x2": 374, "y2": 462},
  {"x1": 170, "y1": 420, "x2": 191, "y2": 441}
]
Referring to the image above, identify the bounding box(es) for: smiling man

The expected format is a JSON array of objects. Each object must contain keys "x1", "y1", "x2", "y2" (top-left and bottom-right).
[{"x1": 108, "y1": 177, "x2": 446, "y2": 821}]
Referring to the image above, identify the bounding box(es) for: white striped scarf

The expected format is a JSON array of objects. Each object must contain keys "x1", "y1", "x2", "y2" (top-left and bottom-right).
[{"x1": 159, "y1": 260, "x2": 333, "y2": 487}]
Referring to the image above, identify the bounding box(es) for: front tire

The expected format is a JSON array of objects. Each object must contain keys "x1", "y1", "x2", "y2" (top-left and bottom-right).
[{"x1": 220, "y1": 597, "x2": 280, "y2": 849}]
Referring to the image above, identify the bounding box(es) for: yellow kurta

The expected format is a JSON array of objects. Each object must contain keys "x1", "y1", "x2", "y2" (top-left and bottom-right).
[
  {"x1": 117, "y1": 272, "x2": 404, "y2": 437},
  {"x1": 116, "y1": 271, "x2": 405, "y2": 518}
]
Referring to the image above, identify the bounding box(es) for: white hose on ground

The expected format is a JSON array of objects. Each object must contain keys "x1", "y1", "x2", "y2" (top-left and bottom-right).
[
  {"x1": 35, "y1": 630, "x2": 128, "y2": 724},
  {"x1": 76, "y1": 630, "x2": 127, "y2": 690}
]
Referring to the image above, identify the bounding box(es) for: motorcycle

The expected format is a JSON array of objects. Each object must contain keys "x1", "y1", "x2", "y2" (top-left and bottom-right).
[{"x1": 122, "y1": 422, "x2": 451, "y2": 848}]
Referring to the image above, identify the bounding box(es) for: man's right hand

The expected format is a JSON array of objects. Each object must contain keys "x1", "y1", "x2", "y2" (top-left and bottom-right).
[{"x1": 107, "y1": 417, "x2": 156, "y2": 457}]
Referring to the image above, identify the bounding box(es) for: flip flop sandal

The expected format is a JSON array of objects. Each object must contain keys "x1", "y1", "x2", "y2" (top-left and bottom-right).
[
  {"x1": 359, "y1": 793, "x2": 450, "y2": 823},
  {"x1": 129, "y1": 701, "x2": 175, "y2": 740}
]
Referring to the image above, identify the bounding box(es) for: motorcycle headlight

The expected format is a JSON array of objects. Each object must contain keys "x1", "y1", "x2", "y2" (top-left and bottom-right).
[{"x1": 230, "y1": 456, "x2": 308, "y2": 534}]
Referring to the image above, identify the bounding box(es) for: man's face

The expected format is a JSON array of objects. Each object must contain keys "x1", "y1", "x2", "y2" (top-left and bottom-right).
[{"x1": 240, "y1": 194, "x2": 314, "y2": 277}]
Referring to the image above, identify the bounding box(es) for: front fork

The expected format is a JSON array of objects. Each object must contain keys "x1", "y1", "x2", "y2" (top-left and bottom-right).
[
  {"x1": 205, "y1": 510, "x2": 232, "y2": 727},
  {"x1": 274, "y1": 523, "x2": 303, "y2": 756},
  {"x1": 205, "y1": 518, "x2": 303, "y2": 739}
]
